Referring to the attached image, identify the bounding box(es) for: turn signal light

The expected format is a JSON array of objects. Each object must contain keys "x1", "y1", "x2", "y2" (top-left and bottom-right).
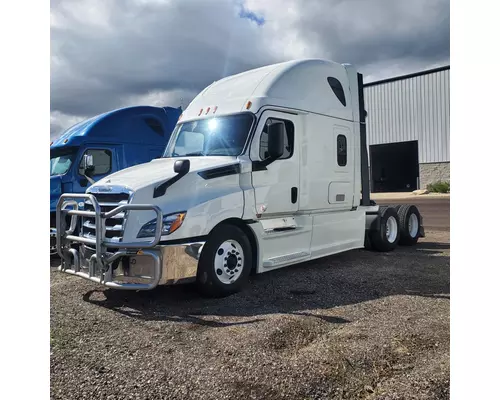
[{"x1": 169, "y1": 213, "x2": 186, "y2": 233}]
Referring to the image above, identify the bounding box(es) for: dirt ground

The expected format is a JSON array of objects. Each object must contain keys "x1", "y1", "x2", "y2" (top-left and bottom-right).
[{"x1": 50, "y1": 228, "x2": 450, "y2": 400}]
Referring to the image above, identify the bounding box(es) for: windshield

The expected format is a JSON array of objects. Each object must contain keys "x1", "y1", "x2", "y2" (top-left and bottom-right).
[
  {"x1": 50, "y1": 147, "x2": 77, "y2": 176},
  {"x1": 163, "y1": 113, "x2": 254, "y2": 157}
]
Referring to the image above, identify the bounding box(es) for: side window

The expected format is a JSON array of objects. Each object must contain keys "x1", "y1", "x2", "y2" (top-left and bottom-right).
[
  {"x1": 79, "y1": 149, "x2": 112, "y2": 175},
  {"x1": 337, "y1": 135, "x2": 347, "y2": 166},
  {"x1": 175, "y1": 130, "x2": 205, "y2": 155},
  {"x1": 259, "y1": 118, "x2": 294, "y2": 160},
  {"x1": 327, "y1": 77, "x2": 346, "y2": 107}
]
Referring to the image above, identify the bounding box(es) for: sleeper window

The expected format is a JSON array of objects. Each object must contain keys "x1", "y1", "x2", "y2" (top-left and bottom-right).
[
  {"x1": 79, "y1": 149, "x2": 112, "y2": 175},
  {"x1": 259, "y1": 118, "x2": 294, "y2": 160},
  {"x1": 144, "y1": 117, "x2": 164, "y2": 136},
  {"x1": 337, "y1": 135, "x2": 347, "y2": 166},
  {"x1": 327, "y1": 77, "x2": 347, "y2": 107}
]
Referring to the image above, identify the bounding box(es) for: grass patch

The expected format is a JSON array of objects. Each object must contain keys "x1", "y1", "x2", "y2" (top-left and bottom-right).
[{"x1": 427, "y1": 181, "x2": 450, "y2": 193}]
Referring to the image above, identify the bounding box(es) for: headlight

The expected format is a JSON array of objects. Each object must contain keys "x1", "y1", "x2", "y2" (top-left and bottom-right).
[{"x1": 137, "y1": 212, "x2": 186, "y2": 238}]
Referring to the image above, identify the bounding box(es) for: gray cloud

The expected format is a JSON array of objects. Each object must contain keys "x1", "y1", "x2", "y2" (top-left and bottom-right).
[
  {"x1": 244, "y1": 0, "x2": 449, "y2": 78},
  {"x1": 306, "y1": 0, "x2": 449, "y2": 67},
  {"x1": 50, "y1": 0, "x2": 449, "y2": 137}
]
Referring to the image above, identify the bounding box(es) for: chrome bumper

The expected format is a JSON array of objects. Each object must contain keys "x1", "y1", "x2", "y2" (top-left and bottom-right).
[
  {"x1": 59, "y1": 243, "x2": 204, "y2": 290},
  {"x1": 56, "y1": 193, "x2": 204, "y2": 290}
]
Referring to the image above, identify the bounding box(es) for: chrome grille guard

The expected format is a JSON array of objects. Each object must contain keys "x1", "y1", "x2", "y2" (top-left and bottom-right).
[{"x1": 56, "y1": 193, "x2": 163, "y2": 290}]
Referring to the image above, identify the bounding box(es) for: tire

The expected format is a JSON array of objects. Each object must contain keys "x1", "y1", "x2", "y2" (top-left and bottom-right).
[
  {"x1": 196, "y1": 224, "x2": 252, "y2": 297},
  {"x1": 370, "y1": 206, "x2": 400, "y2": 252},
  {"x1": 396, "y1": 204, "x2": 422, "y2": 246}
]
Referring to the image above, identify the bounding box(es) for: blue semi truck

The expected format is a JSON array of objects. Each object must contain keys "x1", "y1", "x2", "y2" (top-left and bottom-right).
[{"x1": 50, "y1": 105, "x2": 182, "y2": 253}]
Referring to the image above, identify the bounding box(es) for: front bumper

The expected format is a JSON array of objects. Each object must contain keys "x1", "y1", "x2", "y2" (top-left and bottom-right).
[
  {"x1": 59, "y1": 242, "x2": 204, "y2": 290},
  {"x1": 56, "y1": 193, "x2": 204, "y2": 290}
]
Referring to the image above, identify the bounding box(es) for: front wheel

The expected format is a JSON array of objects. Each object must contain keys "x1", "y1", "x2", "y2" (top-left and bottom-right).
[{"x1": 196, "y1": 224, "x2": 252, "y2": 297}]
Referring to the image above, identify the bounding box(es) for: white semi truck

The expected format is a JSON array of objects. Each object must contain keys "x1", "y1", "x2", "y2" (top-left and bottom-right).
[{"x1": 56, "y1": 59, "x2": 424, "y2": 297}]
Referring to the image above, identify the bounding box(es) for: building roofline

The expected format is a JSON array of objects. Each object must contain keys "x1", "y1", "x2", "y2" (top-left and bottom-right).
[{"x1": 364, "y1": 65, "x2": 450, "y2": 87}]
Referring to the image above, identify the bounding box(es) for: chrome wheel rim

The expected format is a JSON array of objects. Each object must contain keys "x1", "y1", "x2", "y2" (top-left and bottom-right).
[
  {"x1": 214, "y1": 240, "x2": 244, "y2": 284},
  {"x1": 386, "y1": 216, "x2": 398, "y2": 243},
  {"x1": 408, "y1": 213, "x2": 419, "y2": 238}
]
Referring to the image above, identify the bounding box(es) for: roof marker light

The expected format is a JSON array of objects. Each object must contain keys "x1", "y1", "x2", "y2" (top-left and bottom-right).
[
  {"x1": 50, "y1": 141, "x2": 53, "y2": 146},
  {"x1": 213, "y1": 106, "x2": 218, "y2": 114},
  {"x1": 198, "y1": 109, "x2": 203, "y2": 116},
  {"x1": 205, "y1": 107, "x2": 211, "y2": 115},
  {"x1": 245, "y1": 101, "x2": 252, "y2": 110},
  {"x1": 63, "y1": 139, "x2": 68, "y2": 144}
]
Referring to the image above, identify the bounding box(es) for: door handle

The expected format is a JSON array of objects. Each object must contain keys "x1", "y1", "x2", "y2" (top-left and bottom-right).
[{"x1": 291, "y1": 187, "x2": 298, "y2": 204}]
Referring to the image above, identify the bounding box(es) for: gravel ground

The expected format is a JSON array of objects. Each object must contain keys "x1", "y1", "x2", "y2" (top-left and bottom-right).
[{"x1": 51, "y1": 230, "x2": 449, "y2": 400}]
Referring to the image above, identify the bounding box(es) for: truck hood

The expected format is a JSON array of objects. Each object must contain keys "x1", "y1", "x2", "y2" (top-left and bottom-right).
[
  {"x1": 90, "y1": 156, "x2": 239, "y2": 192},
  {"x1": 50, "y1": 175, "x2": 62, "y2": 212}
]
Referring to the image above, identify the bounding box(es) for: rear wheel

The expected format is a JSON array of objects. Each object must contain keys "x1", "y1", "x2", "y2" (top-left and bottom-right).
[
  {"x1": 370, "y1": 206, "x2": 400, "y2": 252},
  {"x1": 196, "y1": 224, "x2": 252, "y2": 297},
  {"x1": 396, "y1": 204, "x2": 422, "y2": 246}
]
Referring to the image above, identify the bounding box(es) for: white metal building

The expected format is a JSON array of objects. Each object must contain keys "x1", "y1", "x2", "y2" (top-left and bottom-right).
[{"x1": 363, "y1": 66, "x2": 450, "y2": 192}]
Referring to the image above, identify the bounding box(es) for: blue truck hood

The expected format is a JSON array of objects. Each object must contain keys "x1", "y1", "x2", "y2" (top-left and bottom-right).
[{"x1": 50, "y1": 175, "x2": 62, "y2": 212}]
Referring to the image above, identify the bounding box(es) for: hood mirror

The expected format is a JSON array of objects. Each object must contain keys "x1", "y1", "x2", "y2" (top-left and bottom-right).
[{"x1": 174, "y1": 159, "x2": 190, "y2": 175}]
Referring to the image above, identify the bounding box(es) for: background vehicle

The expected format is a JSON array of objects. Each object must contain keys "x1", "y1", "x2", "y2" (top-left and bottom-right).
[
  {"x1": 50, "y1": 105, "x2": 182, "y2": 254},
  {"x1": 55, "y1": 59, "x2": 424, "y2": 297}
]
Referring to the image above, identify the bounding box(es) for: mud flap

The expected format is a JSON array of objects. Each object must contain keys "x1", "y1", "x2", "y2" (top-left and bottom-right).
[{"x1": 419, "y1": 224, "x2": 425, "y2": 238}]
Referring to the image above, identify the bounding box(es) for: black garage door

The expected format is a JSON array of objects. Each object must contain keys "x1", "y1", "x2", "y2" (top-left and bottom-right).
[{"x1": 370, "y1": 140, "x2": 419, "y2": 193}]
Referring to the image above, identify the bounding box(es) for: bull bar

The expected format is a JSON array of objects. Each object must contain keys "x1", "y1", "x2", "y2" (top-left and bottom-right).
[{"x1": 56, "y1": 193, "x2": 164, "y2": 290}]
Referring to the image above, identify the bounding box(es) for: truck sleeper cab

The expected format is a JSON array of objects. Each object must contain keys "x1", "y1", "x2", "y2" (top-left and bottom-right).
[{"x1": 56, "y1": 59, "x2": 424, "y2": 297}]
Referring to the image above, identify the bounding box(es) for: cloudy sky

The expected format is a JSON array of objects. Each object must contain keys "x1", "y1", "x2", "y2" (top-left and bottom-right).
[{"x1": 50, "y1": 0, "x2": 449, "y2": 139}]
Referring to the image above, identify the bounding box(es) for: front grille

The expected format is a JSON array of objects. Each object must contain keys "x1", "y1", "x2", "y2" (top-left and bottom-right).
[{"x1": 81, "y1": 192, "x2": 131, "y2": 246}]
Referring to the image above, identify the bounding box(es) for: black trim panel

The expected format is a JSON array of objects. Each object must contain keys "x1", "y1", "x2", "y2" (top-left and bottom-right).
[
  {"x1": 153, "y1": 169, "x2": 189, "y2": 198},
  {"x1": 358, "y1": 72, "x2": 371, "y2": 207},
  {"x1": 197, "y1": 164, "x2": 241, "y2": 180},
  {"x1": 272, "y1": 227, "x2": 296, "y2": 232},
  {"x1": 251, "y1": 161, "x2": 268, "y2": 171},
  {"x1": 159, "y1": 235, "x2": 208, "y2": 246},
  {"x1": 291, "y1": 187, "x2": 298, "y2": 204}
]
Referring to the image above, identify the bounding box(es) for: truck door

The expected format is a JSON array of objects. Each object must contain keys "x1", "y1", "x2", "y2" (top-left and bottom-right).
[
  {"x1": 249, "y1": 111, "x2": 300, "y2": 216},
  {"x1": 328, "y1": 125, "x2": 355, "y2": 210},
  {"x1": 73, "y1": 146, "x2": 119, "y2": 192}
]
